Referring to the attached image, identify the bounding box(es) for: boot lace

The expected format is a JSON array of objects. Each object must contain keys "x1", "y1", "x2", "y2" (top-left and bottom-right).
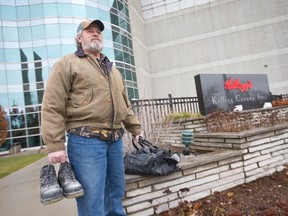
[
  {"x1": 41, "y1": 166, "x2": 57, "y2": 186},
  {"x1": 61, "y1": 163, "x2": 75, "y2": 180}
]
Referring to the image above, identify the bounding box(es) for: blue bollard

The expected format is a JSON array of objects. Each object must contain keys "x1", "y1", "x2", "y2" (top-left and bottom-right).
[
  {"x1": 182, "y1": 130, "x2": 194, "y2": 155},
  {"x1": 181, "y1": 130, "x2": 194, "y2": 147}
]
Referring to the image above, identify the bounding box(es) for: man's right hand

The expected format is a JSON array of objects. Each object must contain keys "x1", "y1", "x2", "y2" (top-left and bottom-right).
[{"x1": 48, "y1": 150, "x2": 67, "y2": 164}]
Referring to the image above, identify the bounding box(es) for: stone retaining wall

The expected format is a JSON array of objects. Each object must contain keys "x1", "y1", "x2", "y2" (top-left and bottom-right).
[
  {"x1": 153, "y1": 106, "x2": 288, "y2": 147},
  {"x1": 123, "y1": 107, "x2": 288, "y2": 216}
]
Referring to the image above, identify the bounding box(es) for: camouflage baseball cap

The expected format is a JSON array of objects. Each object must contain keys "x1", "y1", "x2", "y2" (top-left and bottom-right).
[{"x1": 77, "y1": 19, "x2": 104, "y2": 33}]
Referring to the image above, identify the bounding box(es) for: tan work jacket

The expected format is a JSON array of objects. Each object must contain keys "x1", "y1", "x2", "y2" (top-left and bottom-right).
[{"x1": 41, "y1": 49, "x2": 141, "y2": 153}]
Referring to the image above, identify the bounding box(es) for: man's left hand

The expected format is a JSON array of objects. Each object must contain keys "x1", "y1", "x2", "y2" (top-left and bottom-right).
[{"x1": 133, "y1": 134, "x2": 143, "y2": 143}]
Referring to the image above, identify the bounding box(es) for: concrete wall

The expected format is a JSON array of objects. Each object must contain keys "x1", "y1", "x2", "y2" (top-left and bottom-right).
[
  {"x1": 128, "y1": 1, "x2": 154, "y2": 99},
  {"x1": 129, "y1": 0, "x2": 288, "y2": 99}
]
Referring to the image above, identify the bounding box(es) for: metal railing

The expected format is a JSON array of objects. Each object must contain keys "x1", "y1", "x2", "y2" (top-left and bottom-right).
[
  {"x1": 131, "y1": 94, "x2": 199, "y2": 138},
  {"x1": 271, "y1": 94, "x2": 288, "y2": 100}
]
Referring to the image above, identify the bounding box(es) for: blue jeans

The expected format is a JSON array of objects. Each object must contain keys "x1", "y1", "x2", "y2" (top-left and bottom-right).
[{"x1": 67, "y1": 133, "x2": 127, "y2": 216}]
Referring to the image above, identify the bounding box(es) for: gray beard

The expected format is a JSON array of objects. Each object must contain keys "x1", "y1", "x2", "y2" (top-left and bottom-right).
[{"x1": 84, "y1": 41, "x2": 103, "y2": 53}]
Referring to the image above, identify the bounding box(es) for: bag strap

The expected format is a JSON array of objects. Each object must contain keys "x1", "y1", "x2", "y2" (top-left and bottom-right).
[
  {"x1": 138, "y1": 137, "x2": 158, "y2": 149},
  {"x1": 131, "y1": 137, "x2": 158, "y2": 150},
  {"x1": 132, "y1": 139, "x2": 140, "y2": 150}
]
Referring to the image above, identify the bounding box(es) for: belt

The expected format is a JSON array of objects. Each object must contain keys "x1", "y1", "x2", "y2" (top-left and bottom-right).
[{"x1": 68, "y1": 126, "x2": 125, "y2": 141}]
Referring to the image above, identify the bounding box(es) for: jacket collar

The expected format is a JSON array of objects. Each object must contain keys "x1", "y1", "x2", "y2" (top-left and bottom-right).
[
  {"x1": 75, "y1": 48, "x2": 86, "y2": 57},
  {"x1": 75, "y1": 48, "x2": 113, "y2": 73}
]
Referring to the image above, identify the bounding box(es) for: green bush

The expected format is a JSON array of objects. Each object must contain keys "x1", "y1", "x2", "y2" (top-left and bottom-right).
[{"x1": 164, "y1": 112, "x2": 202, "y2": 122}]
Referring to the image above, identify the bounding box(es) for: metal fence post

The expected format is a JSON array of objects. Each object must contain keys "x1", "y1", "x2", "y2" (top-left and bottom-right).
[{"x1": 168, "y1": 94, "x2": 173, "y2": 113}]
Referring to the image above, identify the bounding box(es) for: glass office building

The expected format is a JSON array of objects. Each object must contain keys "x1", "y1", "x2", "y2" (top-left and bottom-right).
[{"x1": 0, "y1": 0, "x2": 139, "y2": 149}]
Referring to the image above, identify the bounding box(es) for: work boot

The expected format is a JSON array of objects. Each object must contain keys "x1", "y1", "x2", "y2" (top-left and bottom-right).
[
  {"x1": 58, "y1": 161, "x2": 84, "y2": 199},
  {"x1": 40, "y1": 165, "x2": 64, "y2": 205}
]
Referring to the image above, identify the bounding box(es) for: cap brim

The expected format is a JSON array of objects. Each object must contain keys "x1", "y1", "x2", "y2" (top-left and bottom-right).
[{"x1": 87, "y1": 20, "x2": 105, "y2": 31}]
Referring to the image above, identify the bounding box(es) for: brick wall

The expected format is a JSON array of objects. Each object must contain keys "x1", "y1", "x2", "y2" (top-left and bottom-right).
[{"x1": 123, "y1": 107, "x2": 288, "y2": 215}]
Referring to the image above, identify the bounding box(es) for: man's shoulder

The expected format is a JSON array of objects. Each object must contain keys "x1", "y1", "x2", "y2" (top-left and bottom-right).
[{"x1": 61, "y1": 52, "x2": 78, "y2": 60}]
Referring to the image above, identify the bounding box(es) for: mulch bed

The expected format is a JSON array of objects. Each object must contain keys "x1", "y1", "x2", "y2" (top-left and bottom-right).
[{"x1": 158, "y1": 166, "x2": 288, "y2": 216}]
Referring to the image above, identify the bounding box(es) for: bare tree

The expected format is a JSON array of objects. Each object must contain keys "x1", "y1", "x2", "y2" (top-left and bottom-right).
[{"x1": 0, "y1": 106, "x2": 8, "y2": 146}]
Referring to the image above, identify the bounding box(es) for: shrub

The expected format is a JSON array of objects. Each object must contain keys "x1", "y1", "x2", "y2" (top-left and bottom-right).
[
  {"x1": 163, "y1": 112, "x2": 202, "y2": 122},
  {"x1": 272, "y1": 99, "x2": 288, "y2": 107},
  {"x1": 0, "y1": 106, "x2": 8, "y2": 147}
]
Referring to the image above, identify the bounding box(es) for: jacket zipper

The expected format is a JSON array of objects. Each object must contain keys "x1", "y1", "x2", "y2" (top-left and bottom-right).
[
  {"x1": 107, "y1": 75, "x2": 115, "y2": 140},
  {"x1": 92, "y1": 57, "x2": 116, "y2": 135}
]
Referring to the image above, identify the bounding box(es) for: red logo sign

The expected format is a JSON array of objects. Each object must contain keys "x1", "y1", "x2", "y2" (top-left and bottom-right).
[{"x1": 224, "y1": 77, "x2": 253, "y2": 92}]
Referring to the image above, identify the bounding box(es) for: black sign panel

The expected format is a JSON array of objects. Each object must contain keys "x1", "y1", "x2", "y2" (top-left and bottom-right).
[{"x1": 194, "y1": 74, "x2": 272, "y2": 115}]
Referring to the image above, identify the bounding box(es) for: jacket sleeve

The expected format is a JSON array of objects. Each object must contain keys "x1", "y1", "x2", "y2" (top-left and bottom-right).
[
  {"x1": 122, "y1": 108, "x2": 142, "y2": 136},
  {"x1": 121, "y1": 82, "x2": 142, "y2": 136},
  {"x1": 41, "y1": 60, "x2": 72, "y2": 153}
]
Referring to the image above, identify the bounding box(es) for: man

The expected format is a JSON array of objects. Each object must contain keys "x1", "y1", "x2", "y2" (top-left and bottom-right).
[{"x1": 41, "y1": 19, "x2": 142, "y2": 216}]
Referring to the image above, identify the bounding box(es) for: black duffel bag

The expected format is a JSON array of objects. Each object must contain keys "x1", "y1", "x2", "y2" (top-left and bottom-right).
[{"x1": 124, "y1": 138, "x2": 180, "y2": 176}]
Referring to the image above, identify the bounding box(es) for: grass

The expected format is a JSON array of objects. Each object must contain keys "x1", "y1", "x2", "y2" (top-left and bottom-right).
[{"x1": 0, "y1": 153, "x2": 46, "y2": 179}]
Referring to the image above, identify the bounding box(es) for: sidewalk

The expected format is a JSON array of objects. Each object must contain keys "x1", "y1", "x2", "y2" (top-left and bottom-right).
[{"x1": 0, "y1": 156, "x2": 77, "y2": 216}]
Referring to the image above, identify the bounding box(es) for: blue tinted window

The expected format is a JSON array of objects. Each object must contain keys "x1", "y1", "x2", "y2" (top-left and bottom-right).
[
  {"x1": 104, "y1": 29, "x2": 113, "y2": 41},
  {"x1": 9, "y1": 92, "x2": 25, "y2": 107},
  {"x1": 111, "y1": 13, "x2": 118, "y2": 25},
  {"x1": 59, "y1": 24, "x2": 74, "y2": 38},
  {"x1": 43, "y1": 3, "x2": 58, "y2": 17},
  {"x1": 134, "y1": 89, "x2": 139, "y2": 99},
  {"x1": 17, "y1": 6, "x2": 30, "y2": 20},
  {"x1": 1, "y1": 6, "x2": 17, "y2": 20},
  {"x1": 29, "y1": 91, "x2": 39, "y2": 105},
  {"x1": 122, "y1": 35, "x2": 128, "y2": 46},
  {"x1": 115, "y1": 49, "x2": 123, "y2": 61},
  {"x1": 47, "y1": 45, "x2": 61, "y2": 59},
  {"x1": 0, "y1": 49, "x2": 4, "y2": 62},
  {"x1": 123, "y1": 52, "x2": 130, "y2": 64},
  {"x1": 0, "y1": 27, "x2": 3, "y2": 41},
  {"x1": 61, "y1": 45, "x2": 75, "y2": 56},
  {"x1": 128, "y1": 38, "x2": 133, "y2": 49},
  {"x1": 57, "y1": 3, "x2": 72, "y2": 17},
  {"x1": 21, "y1": 48, "x2": 34, "y2": 62},
  {"x1": 0, "y1": 93, "x2": 8, "y2": 107},
  {"x1": 108, "y1": 0, "x2": 115, "y2": 7},
  {"x1": 98, "y1": 9, "x2": 110, "y2": 22},
  {"x1": 98, "y1": 0, "x2": 109, "y2": 5},
  {"x1": 132, "y1": 71, "x2": 137, "y2": 82},
  {"x1": 86, "y1": 6, "x2": 99, "y2": 19},
  {"x1": 7, "y1": 70, "x2": 23, "y2": 85},
  {"x1": 30, "y1": 4, "x2": 43, "y2": 18},
  {"x1": 0, "y1": 71, "x2": 7, "y2": 85},
  {"x1": 41, "y1": 67, "x2": 49, "y2": 81},
  {"x1": 32, "y1": 25, "x2": 45, "y2": 40},
  {"x1": 28, "y1": 135, "x2": 41, "y2": 147},
  {"x1": 72, "y1": 4, "x2": 86, "y2": 18},
  {"x1": 27, "y1": 126, "x2": 39, "y2": 134},
  {"x1": 119, "y1": 17, "x2": 127, "y2": 31},
  {"x1": 117, "y1": 1, "x2": 124, "y2": 13},
  {"x1": 45, "y1": 24, "x2": 60, "y2": 38},
  {"x1": 27, "y1": 69, "x2": 36, "y2": 83},
  {"x1": 33, "y1": 46, "x2": 47, "y2": 60},
  {"x1": 130, "y1": 55, "x2": 135, "y2": 65},
  {"x1": 126, "y1": 69, "x2": 132, "y2": 81},
  {"x1": 112, "y1": 31, "x2": 121, "y2": 43},
  {"x1": 19, "y1": 27, "x2": 32, "y2": 41},
  {"x1": 104, "y1": 47, "x2": 115, "y2": 60},
  {"x1": 5, "y1": 49, "x2": 20, "y2": 62},
  {"x1": 26, "y1": 113, "x2": 40, "y2": 127},
  {"x1": 127, "y1": 87, "x2": 134, "y2": 99},
  {"x1": 3, "y1": 27, "x2": 19, "y2": 41}
]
